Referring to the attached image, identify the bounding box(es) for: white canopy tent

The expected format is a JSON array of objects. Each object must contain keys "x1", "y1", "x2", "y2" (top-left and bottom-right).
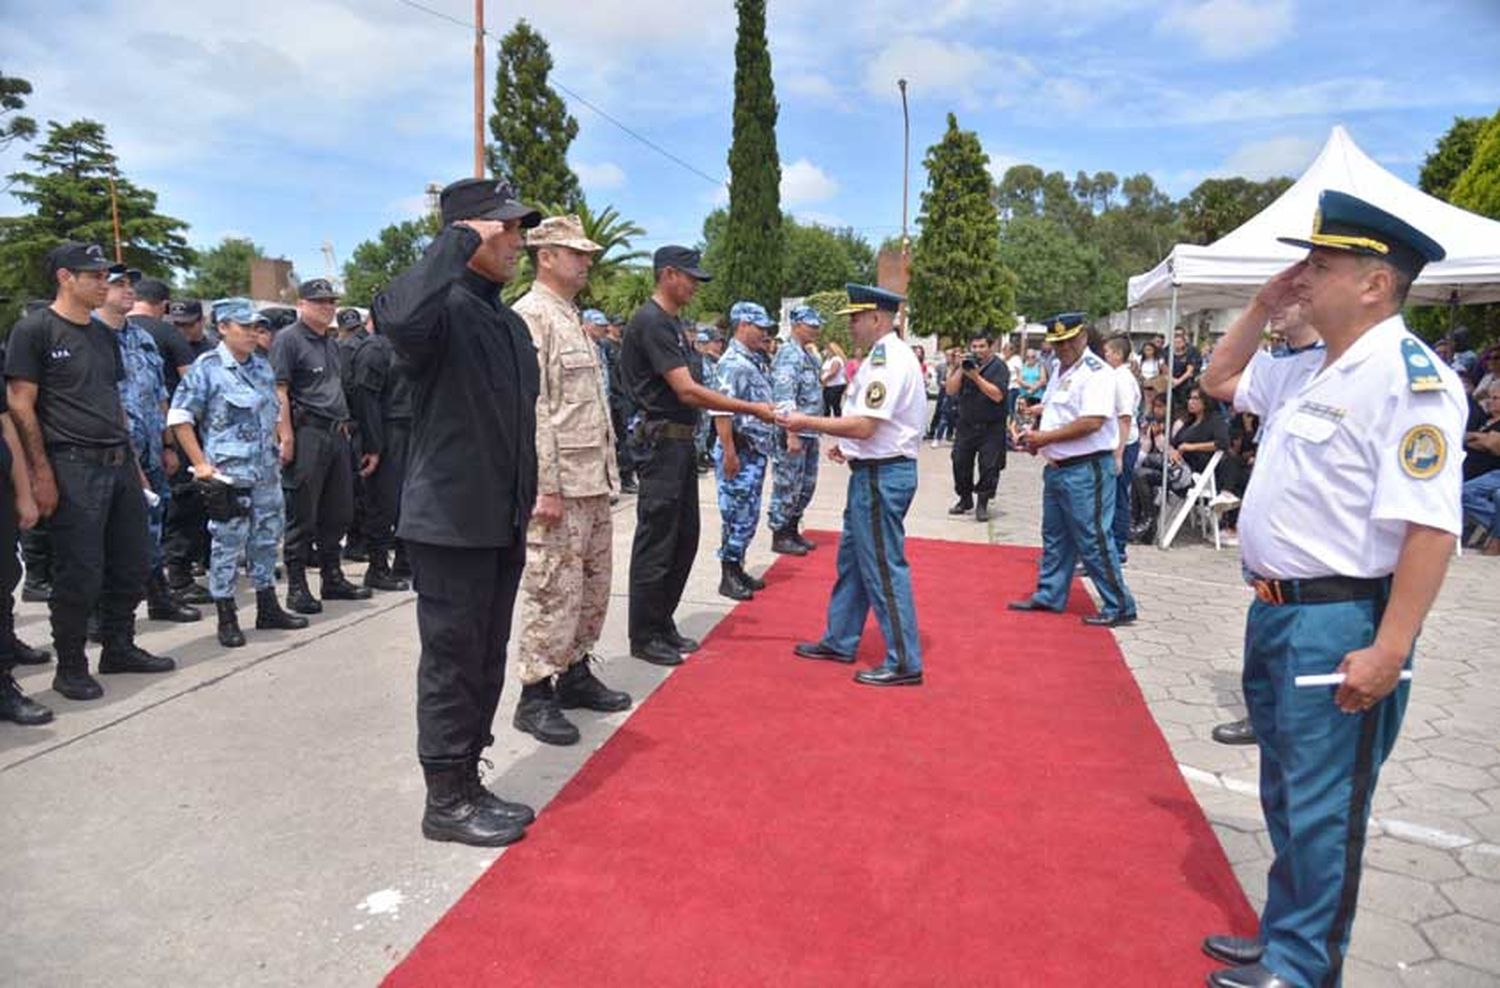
[{"x1": 1128, "y1": 125, "x2": 1500, "y2": 311}]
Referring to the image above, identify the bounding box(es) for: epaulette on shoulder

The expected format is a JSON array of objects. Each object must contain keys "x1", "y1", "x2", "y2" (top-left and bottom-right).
[{"x1": 1400, "y1": 337, "x2": 1444, "y2": 393}]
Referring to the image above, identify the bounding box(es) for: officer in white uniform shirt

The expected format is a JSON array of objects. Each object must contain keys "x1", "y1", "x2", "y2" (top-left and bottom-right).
[
  {"x1": 1009, "y1": 313, "x2": 1137, "y2": 626},
  {"x1": 777, "y1": 283, "x2": 927, "y2": 686},
  {"x1": 1195, "y1": 190, "x2": 1465, "y2": 988}
]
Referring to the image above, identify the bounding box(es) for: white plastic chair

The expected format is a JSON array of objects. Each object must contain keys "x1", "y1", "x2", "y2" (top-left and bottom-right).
[{"x1": 1160, "y1": 451, "x2": 1225, "y2": 549}]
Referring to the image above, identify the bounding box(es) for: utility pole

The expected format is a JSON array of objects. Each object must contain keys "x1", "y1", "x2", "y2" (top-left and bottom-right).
[
  {"x1": 899, "y1": 78, "x2": 910, "y2": 260},
  {"x1": 473, "y1": 0, "x2": 486, "y2": 177}
]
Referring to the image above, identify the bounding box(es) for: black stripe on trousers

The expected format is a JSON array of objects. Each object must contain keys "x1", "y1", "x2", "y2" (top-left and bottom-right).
[
  {"x1": 1087, "y1": 459, "x2": 1125, "y2": 604},
  {"x1": 866, "y1": 464, "x2": 909, "y2": 671}
]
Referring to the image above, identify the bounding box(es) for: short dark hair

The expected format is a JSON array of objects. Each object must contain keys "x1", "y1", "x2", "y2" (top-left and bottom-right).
[
  {"x1": 969, "y1": 331, "x2": 991, "y2": 343},
  {"x1": 1104, "y1": 336, "x2": 1131, "y2": 360}
]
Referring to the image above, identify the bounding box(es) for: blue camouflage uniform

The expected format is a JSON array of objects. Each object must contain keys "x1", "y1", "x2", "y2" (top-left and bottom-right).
[
  {"x1": 117, "y1": 317, "x2": 171, "y2": 567},
  {"x1": 711, "y1": 317, "x2": 776, "y2": 564},
  {"x1": 168, "y1": 339, "x2": 284, "y2": 599},
  {"x1": 695, "y1": 336, "x2": 720, "y2": 460},
  {"x1": 768, "y1": 306, "x2": 825, "y2": 534}
]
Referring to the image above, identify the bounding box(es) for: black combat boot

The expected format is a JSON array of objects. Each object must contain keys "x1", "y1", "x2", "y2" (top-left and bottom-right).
[
  {"x1": 948, "y1": 497, "x2": 974, "y2": 515},
  {"x1": 146, "y1": 569, "x2": 203, "y2": 623},
  {"x1": 513, "y1": 680, "x2": 581, "y2": 746},
  {"x1": 771, "y1": 528, "x2": 808, "y2": 556},
  {"x1": 363, "y1": 549, "x2": 410, "y2": 592},
  {"x1": 792, "y1": 519, "x2": 817, "y2": 552},
  {"x1": 286, "y1": 563, "x2": 322, "y2": 615},
  {"x1": 421, "y1": 765, "x2": 527, "y2": 847},
  {"x1": 12, "y1": 637, "x2": 51, "y2": 666},
  {"x1": 390, "y1": 542, "x2": 412, "y2": 580},
  {"x1": 341, "y1": 537, "x2": 368, "y2": 563},
  {"x1": 52, "y1": 647, "x2": 103, "y2": 701},
  {"x1": 166, "y1": 562, "x2": 212, "y2": 604},
  {"x1": 718, "y1": 561, "x2": 753, "y2": 601},
  {"x1": 556, "y1": 657, "x2": 633, "y2": 712},
  {"x1": 215, "y1": 599, "x2": 246, "y2": 648},
  {"x1": 466, "y1": 757, "x2": 536, "y2": 826},
  {"x1": 975, "y1": 497, "x2": 991, "y2": 523},
  {"x1": 320, "y1": 563, "x2": 373, "y2": 601},
  {"x1": 256, "y1": 587, "x2": 309, "y2": 630},
  {"x1": 733, "y1": 562, "x2": 766, "y2": 592},
  {"x1": 99, "y1": 618, "x2": 176, "y2": 675},
  {"x1": 0, "y1": 673, "x2": 53, "y2": 725}
]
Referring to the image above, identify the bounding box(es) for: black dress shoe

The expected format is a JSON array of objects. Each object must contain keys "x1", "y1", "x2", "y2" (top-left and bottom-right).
[
  {"x1": 793, "y1": 641, "x2": 854, "y2": 664},
  {"x1": 1081, "y1": 612, "x2": 1136, "y2": 627},
  {"x1": 1207, "y1": 962, "x2": 1297, "y2": 988},
  {"x1": 854, "y1": 666, "x2": 923, "y2": 687},
  {"x1": 1, "y1": 674, "x2": 54, "y2": 725},
  {"x1": 948, "y1": 499, "x2": 973, "y2": 515},
  {"x1": 1212, "y1": 717, "x2": 1258, "y2": 746},
  {"x1": 975, "y1": 499, "x2": 990, "y2": 522},
  {"x1": 663, "y1": 630, "x2": 700, "y2": 653},
  {"x1": 99, "y1": 643, "x2": 176, "y2": 674},
  {"x1": 1007, "y1": 598, "x2": 1060, "y2": 613},
  {"x1": 631, "y1": 638, "x2": 684, "y2": 667},
  {"x1": 1202, "y1": 935, "x2": 1265, "y2": 966},
  {"x1": 13, "y1": 638, "x2": 51, "y2": 666},
  {"x1": 321, "y1": 573, "x2": 373, "y2": 601}
]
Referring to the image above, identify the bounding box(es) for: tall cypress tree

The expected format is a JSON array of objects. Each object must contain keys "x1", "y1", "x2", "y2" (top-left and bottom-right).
[
  {"x1": 487, "y1": 20, "x2": 582, "y2": 210},
  {"x1": 720, "y1": 0, "x2": 783, "y2": 309},
  {"x1": 0, "y1": 119, "x2": 193, "y2": 304},
  {"x1": 908, "y1": 113, "x2": 1014, "y2": 337}
]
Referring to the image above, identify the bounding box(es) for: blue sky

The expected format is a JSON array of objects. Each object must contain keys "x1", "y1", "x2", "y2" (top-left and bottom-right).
[{"x1": 3, "y1": 0, "x2": 1498, "y2": 287}]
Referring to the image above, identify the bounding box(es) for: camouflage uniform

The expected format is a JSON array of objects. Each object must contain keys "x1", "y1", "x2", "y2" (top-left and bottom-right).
[
  {"x1": 167, "y1": 343, "x2": 284, "y2": 598},
  {"x1": 767, "y1": 340, "x2": 823, "y2": 533},
  {"x1": 710, "y1": 338, "x2": 775, "y2": 564},
  {"x1": 513, "y1": 283, "x2": 619, "y2": 685},
  {"x1": 695, "y1": 352, "x2": 719, "y2": 460},
  {"x1": 117, "y1": 319, "x2": 170, "y2": 565}
]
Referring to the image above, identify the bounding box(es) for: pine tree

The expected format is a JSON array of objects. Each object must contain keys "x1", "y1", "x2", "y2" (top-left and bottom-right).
[
  {"x1": 0, "y1": 119, "x2": 193, "y2": 303},
  {"x1": 341, "y1": 215, "x2": 441, "y2": 308},
  {"x1": 720, "y1": 0, "x2": 783, "y2": 310},
  {"x1": 907, "y1": 114, "x2": 1014, "y2": 337},
  {"x1": 487, "y1": 20, "x2": 582, "y2": 210},
  {"x1": 0, "y1": 71, "x2": 38, "y2": 152}
]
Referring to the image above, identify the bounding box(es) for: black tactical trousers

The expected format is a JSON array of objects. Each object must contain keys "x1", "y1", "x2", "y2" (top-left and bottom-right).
[
  {"x1": 282, "y1": 423, "x2": 354, "y2": 570},
  {"x1": 46, "y1": 450, "x2": 151, "y2": 653},
  {"x1": 952, "y1": 423, "x2": 1007, "y2": 501},
  {"x1": 407, "y1": 539, "x2": 525, "y2": 768},
  {"x1": 365, "y1": 421, "x2": 409, "y2": 554},
  {"x1": 164, "y1": 458, "x2": 209, "y2": 575},
  {"x1": 0, "y1": 467, "x2": 20, "y2": 674},
  {"x1": 627, "y1": 436, "x2": 699, "y2": 646}
]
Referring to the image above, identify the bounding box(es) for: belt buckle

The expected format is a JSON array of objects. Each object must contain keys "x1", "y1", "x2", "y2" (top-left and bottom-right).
[{"x1": 1253, "y1": 578, "x2": 1284, "y2": 605}]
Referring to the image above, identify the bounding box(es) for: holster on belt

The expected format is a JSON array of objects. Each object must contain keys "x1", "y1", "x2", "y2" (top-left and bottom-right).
[{"x1": 196, "y1": 478, "x2": 253, "y2": 522}]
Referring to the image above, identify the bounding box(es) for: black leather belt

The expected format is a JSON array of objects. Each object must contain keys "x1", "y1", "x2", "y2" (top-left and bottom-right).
[
  {"x1": 643, "y1": 420, "x2": 696, "y2": 442},
  {"x1": 49, "y1": 443, "x2": 131, "y2": 467},
  {"x1": 1251, "y1": 574, "x2": 1390, "y2": 606},
  {"x1": 293, "y1": 408, "x2": 349, "y2": 433},
  {"x1": 848, "y1": 455, "x2": 911, "y2": 469},
  {"x1": 1046, "y1": 449, "x2": 1111, "y2": 469}
]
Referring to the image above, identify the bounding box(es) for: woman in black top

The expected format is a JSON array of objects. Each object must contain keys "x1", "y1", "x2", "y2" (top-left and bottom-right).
[{"x1": 1169, "y1": 388, "x2": 1228, "y2": 478}]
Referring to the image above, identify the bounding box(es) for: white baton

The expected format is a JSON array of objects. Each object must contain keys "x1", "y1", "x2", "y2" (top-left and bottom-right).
[{"x1": 1294, "y1": 670, "x2": 1413, "y2": 688}]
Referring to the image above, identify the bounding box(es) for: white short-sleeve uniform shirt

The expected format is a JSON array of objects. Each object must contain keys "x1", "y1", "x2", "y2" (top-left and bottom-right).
[
  {"x1": 1039, "y1": 350, "x2": 1120, "y2": 461},
  {"x1": 1234, "y1": 316, "x2": 1468, "y2": 580},
  {"x1": 1114, "y1": 364, "x2": 1142, "y2": 446},
  {"x1": 838, "y1": 331, "x2": 927, "y2": 461}
]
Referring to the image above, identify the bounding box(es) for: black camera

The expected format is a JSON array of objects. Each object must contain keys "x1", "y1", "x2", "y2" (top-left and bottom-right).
[{"x1": 961, "y1": 355, "x2": 978, "y2": 371}]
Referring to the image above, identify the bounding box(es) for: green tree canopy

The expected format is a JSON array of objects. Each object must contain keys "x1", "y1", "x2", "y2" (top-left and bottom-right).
[
  {"x1": 185, "y1": 236, "x2": 265, "y2": 301},
  {"x1": 0, "y1": 119, "x2": 194, "y2": 304},
  {"x1": 0, "y1": 71, "x2": 37, "y2": 153},
  {"x1": 697, "y1": 207, "x2": 875, "y2": 315},
  {"x1": 1179, "y1": 176, "x2": 1294, "y2": 244},
  {"x1": 999, "y1": 214, "x2": 1113, "y2": 320},
  {"x1": 802, "y1": 287, "x2": 851, "y2": 357},
  {"x1": 1420, "y1": 116, "x2": 1487, "y2": 201},
  {"x1": 908, "y1": 113, "x2": 1014, "y2": 338},
  {"x1": 719, "y1": 0, "x2": 783, "y2": 310},
  {"x1": 1448, "y1": 110, "x2": 1500, "y2": 220},
  {"x1": 487, "y1": 20, "x2": 582, "y2": 209},
  {"x1": 341, "y1": 215, "x2": 440, "y2": 308}
]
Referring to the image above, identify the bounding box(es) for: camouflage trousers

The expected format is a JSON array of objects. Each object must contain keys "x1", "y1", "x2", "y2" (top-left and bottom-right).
[
  {"x1": 516, "y1": 494, "x2": 613, "y2": 685},
  {"x1": 208, "y1": 480, "x2": 285, "y2": 599},
  {"x1": 713, "y1": 445, "x2": 767, "y2": 564},
  {"x1": 141, "y1": 456, "x2": 170, "y2": 571},
  {"x1": 767, "y1": 434, "x2": 819, "y2": 533}
]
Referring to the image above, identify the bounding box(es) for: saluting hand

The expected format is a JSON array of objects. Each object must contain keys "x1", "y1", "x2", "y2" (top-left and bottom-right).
[
  {"x1": 454, "y1": 219, "x2": 512, "y2": 243},
  {"x1": 1254, "y1": 261, "x2": 1307, "y2": 319}
]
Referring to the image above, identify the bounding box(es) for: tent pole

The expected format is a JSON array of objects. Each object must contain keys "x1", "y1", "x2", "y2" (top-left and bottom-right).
[{"x1": 1156, "y1": 287, "x2": 1178, "y2": 549}]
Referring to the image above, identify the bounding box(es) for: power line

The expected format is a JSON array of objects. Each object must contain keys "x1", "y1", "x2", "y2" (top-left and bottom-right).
[{"x1": 390, "y1": 0, "x2": 724, "y2": 188}]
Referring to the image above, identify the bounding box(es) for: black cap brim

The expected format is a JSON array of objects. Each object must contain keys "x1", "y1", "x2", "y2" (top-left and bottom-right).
[
  {"x1": 479, "y1": 203, "x2": 543, "y2": 228},
  {"x1": 662, "y1": 264, "x2": 712, "y2": 282}
]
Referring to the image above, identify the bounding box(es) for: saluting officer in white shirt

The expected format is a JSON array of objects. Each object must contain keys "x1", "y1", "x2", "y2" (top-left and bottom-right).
[
  {"x1": 1196, "y1": 190, "x2": 1466, "y2": 988},
  {"x1": 1008, "y1": 313, "x2": 1138, "y2": 626},
  {"x1": 778, "y1": 283, "x2": 928, "y2": 687}
]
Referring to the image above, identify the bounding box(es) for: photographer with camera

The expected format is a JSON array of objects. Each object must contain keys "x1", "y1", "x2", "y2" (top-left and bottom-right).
[{"x1": 946, "y1": 332, "x2": 1010, "y2": 522}]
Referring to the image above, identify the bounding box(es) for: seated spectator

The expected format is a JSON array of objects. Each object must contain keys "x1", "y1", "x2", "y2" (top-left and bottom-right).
[
  {"x1": 1473, "y1": 347, "x2": 1499, "y2": 403},
  {"x1": 1462, "y1": 389, "x2": 1500, "y2": 555}
]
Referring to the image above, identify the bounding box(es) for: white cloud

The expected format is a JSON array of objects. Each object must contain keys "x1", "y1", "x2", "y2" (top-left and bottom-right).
[
  {"x1": 1157, "y1": 0, "x2": 1294, "y2": 60},
  {"x1": 574, "y1": 161, "x2": 627, "y2": 191},
  {"x1": 862, "y1": 37, "x2": 993, "y2": 103},
  {"x1": 1217, "y1": 135, "x2": 1320, "y2": 180},
  {"x1": 781, "y1": 159, "x2": 840, "y2": 204}
]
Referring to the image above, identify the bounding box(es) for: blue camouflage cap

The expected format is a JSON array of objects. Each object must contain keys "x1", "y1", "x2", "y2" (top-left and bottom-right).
[
  {"x1": 788, "y1": 304, "x2": 824, "y2": 327},
  {"x1": 212, "y1": 297, "x2": 269, "y2": 326},
  {"x1": 580, "y1": 308, "x2": 610, "y2": 326},
  {"x1": 729, "y1": 300, "x2": 776, "y2": 329}
]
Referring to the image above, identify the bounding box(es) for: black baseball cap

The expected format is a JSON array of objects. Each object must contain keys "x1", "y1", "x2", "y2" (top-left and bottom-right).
[
  {"x1": 107, "y1": 267, "x2": 143, "y2": 285},
  {"x1": 136, "y1": 277, "x2": 171, "y2": 303},
  {"x1": 46, "y1": 241, "x2": 118, "y2": 276},
  {"x1": 166, "y1": 299, "x2": 204, "y2": 324},
  {"x1": 440, "y1": 177, "x2": 542, "y2": 228},
  {"x1": 336, "y1": 307, "x2": 365, "y2": 331},
  {"x1": 298, "y1": 278, "x2": 340, "y2": 301},
  {"x1": 653, "y1": 245, "x2": 712, "y2": 281}
]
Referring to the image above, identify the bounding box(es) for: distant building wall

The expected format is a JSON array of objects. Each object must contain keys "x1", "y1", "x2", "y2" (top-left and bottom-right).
[{"x1": 250, "y1": 258, "x2": 295, "y2": 304}]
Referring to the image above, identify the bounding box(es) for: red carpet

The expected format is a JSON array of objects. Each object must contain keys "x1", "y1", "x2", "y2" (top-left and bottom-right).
[{"x1": 386, "y1": 536, "x2": 1255, "y2": 986}]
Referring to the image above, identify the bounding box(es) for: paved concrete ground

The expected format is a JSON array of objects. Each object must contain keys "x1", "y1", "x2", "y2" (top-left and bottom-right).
[{"x1": 2, "y1": 442, "x2": 1496, "y2": 986}]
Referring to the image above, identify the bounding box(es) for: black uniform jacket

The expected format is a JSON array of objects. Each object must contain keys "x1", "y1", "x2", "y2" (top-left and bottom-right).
[{"x1": 373, "y1": 225, "x2": 539, "y2": 548}]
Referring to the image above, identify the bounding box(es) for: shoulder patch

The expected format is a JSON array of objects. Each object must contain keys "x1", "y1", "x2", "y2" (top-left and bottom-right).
[
  {"x1": 865, "y1": 381, "x2": 886, "y2": 408},
  {"x1": 1399, "y1": 424, "x2": 1445, "y2": 479},
  {"x1": 1401, "y1": 338, "x2": 1444, "y2": 393},
  {"x1": 1082, "y1": 354, "x2": 1103, "y2": 371},
  {"x1": 871, "y1": 343, "x2": 886, "y2": 367}
]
